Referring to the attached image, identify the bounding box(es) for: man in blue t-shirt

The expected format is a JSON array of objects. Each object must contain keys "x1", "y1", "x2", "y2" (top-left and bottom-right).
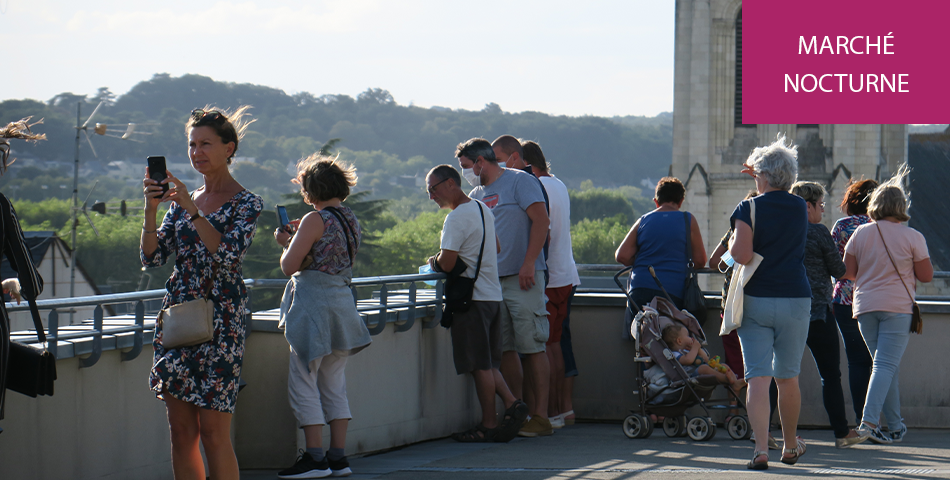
[{"x1": 456, "y1": 137, "x2": 553, "y2": 437}]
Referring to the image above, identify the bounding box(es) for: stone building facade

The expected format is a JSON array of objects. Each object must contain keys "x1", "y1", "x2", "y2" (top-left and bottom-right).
[{"x1": 672, "y1": 0, "x2": 908, "y2": 277}]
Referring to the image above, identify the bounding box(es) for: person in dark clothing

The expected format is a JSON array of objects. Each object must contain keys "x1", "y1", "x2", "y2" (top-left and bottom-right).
[
  {"x1": 790, "y1": 181, "x2": 868, "y2": 448},
  {"x1": 0, "y1": 118, "x2": 47, "y2": 429}
]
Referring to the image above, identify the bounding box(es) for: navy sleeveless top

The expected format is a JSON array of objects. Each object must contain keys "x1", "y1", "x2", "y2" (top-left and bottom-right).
[{"x1": 630, "y1": 210, "x2": 690, "y2": 298}]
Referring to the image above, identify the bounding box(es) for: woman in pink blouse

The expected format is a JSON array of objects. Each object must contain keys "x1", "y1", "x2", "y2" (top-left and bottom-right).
[{"x1": 841, "y1": 168, "x2": 933, "y2": 445}]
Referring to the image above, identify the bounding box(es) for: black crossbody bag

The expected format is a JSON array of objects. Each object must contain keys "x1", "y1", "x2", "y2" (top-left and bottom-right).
[
  {"x1": 7, "y1": 291, "x2": 56, "y2": 397},
  {"x1": 438, "y1": 202, "x2": 486, "y2": 328},
  {"x1": 681, "y1": 212, "x2": 708, "y2": 325}
]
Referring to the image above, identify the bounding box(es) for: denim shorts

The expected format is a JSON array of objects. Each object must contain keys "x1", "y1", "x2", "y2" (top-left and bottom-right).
[{"x1": 736, "y1": 295, "x2": 810, "y2": 380}]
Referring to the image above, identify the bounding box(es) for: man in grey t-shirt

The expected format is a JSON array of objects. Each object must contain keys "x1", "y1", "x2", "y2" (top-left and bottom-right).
[{"x1": 456, "y1": 137, "x2": 553, "y2": 437}]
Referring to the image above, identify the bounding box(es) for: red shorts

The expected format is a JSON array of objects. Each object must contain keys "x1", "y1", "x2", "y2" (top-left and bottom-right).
[{"x1": 544, "y1": 285, "x2": 573, "y2": 345}]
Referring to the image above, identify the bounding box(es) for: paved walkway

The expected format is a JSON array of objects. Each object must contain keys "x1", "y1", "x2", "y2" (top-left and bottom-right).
[{"x1": 243, "y1": 424, "x2": 950, "y2": 479}]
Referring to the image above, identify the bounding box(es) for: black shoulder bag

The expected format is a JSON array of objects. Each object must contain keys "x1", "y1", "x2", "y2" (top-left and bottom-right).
[
  {"x1": 7, "y1": 298, "x2": 57, "y2": 397},
  {"x1": 682, "y1": 212, "x2": 708, "y2": 325},
  {"x1": 438, "y1": 202, "x2": 486, "y2": 328}
]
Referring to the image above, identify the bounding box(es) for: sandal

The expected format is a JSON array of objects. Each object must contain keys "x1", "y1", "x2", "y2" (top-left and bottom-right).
[
  {"x1": 781, "y1": 436, "x2": 807, "y2": 465},
  {"x1": 494, "y1": 400, "x2": 529, "y2": 442},
  {"x1": 452, "y1": 424, "x2": 493, "y2": 443},
  {"x1": 747, "y1": 450, "x2": 769, "y2": 470}
]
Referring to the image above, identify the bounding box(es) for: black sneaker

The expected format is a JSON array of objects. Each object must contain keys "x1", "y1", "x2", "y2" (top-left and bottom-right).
[
  {"x1": 277, "y1": 451, "x2": 331, "y2": 479},
  {"x1": 328, "y1": 456, "x2": 352, "y2": 477}
]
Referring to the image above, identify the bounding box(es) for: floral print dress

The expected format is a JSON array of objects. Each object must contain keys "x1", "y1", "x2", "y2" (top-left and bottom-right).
[{"x1": 141, "y1": 189, "x2": 262, "y2": 413}]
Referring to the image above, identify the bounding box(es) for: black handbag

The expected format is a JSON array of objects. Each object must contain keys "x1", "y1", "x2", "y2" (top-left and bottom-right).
[
  {"x1": 7, "y1": 296, "x2": 56, "y2": 397},
  {"x1": 438, "y1": 202, "x2": 486, "y2": 328},
  {"x1": 682, "y1": 212, "x2": 708, "y2": 325}
]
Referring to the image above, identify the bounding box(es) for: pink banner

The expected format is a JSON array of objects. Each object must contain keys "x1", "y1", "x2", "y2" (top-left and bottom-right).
[{"x1": 743, "y1": 0, "x2": 950, "y2": 124}]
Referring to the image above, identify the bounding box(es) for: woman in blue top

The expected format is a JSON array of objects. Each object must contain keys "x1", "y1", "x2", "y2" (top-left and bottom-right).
[
  {"x1": 729, "y1": 135, "x2": 811, "y2": 470},
  {"x1": 616, "y1": 177, "x2": 706, "y2": 315}
]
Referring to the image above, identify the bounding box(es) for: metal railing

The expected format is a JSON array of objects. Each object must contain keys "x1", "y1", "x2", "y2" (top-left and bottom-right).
[
  {"x1": 6, "y1": 272, "x2": 447, "y2": 368},
  {"x1": 6, "y1": 266, "x2": 949, "y2": 369}
]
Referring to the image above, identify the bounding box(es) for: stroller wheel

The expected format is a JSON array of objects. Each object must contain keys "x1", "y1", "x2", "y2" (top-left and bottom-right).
[
  {"x1": 640, "y1": 415, "x2": 654, "y2": 438},
  {"x1": 687, "y1": 416, "x2": 716, "y2": 441},
  {"x1": 727, "y1": 415, "x2": 753, "y2": 440},
  {"x1": 623, "y1": 415, "x2": 650, "y2": 439},
  {"x1": 662, "y1": 416, "x2": 686, "y2": 437}
]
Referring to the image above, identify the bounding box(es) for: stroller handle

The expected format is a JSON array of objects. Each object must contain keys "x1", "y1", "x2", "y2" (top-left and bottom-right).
[{"x1": 614, "y1": 265, "x2": 645, "y2": 314}]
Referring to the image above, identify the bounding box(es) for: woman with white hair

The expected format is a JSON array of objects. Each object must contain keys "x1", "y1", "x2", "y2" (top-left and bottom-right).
[
  {"x1": 842, "y1": 166, "x2": 932, "y2": 445},
  {"x1": 728, "y1": 135, "x2": 811, "y2": 470}
]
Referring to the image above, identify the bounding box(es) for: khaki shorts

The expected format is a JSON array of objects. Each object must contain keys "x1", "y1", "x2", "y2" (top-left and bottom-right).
[{"x1": 499, "y1": 270, "x2": 550, "y2": 354}]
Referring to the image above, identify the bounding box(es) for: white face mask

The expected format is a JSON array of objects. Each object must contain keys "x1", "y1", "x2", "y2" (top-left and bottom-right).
[
  {"x1": 462, "y1": 168, "x2": 480, "y2": 187},
  {"x1": 499, "y1": 162, "x2": 507, "y2": 169}
]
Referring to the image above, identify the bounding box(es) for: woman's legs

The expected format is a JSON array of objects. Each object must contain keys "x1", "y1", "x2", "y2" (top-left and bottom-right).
[
  {"x1": 197, "y1": 408, "x2": 239, "y2": 480},
  {"x1": 164, "y1": 391, "x2": 238, "y2": 480},
  {"x1": 746, "y1": 376, "x2": 773, "y2": 458},
  {"x1": 164, "y1": 392, "x2": 204, "y2": 480},
  {"x1": 774, "y1": 376, "x2": 801, "y2": 452},
  {"x1": 805, "y1": 313, "x2": 850, "y2": 438},
  {"x1": 858, "y1": 312, "x2": 911, "y2": 428},
  {"x1": 834, "y1": 303, "x2": 872, "y2": 423}
]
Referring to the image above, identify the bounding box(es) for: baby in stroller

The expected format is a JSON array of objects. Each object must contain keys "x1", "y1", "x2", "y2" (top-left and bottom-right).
[{"x1": 662, "y1": 323, "x2": 746, "y2": 394}]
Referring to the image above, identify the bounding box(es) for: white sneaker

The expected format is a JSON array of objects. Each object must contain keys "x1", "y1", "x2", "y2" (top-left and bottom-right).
[{"x1": 548, "y1": 416, "x2": 565, "y2": 429}]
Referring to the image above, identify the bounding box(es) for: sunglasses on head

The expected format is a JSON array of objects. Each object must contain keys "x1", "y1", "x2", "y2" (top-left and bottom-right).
[{"x1": 191, "y1": 109, "x2": 227, "y2": 125}]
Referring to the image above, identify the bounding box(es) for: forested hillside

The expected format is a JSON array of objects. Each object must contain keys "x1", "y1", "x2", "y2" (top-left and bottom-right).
[
  {"x1": 0, "y1": 73, "x2": 671, "y2": 190},
  {"x1": 1, "y1": 73, "x2": 670, "y2": 305}
]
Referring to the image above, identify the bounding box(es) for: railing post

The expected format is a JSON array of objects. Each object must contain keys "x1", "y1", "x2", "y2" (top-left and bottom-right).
[
  {"x1": 122, "y1": 300, "x2": 145, "y2": 362},
  {"x1": 367, "y1": 284, "x2": 388, "y2": 335},
  {"x1": 48, "y1": 309, "x2": 59, "y2": 358},
  {"x1": 80, "y1": 305, "x2": 103, "y2": 368},
  {"x1": 423, "y1": 280, "x2": 443, "y2": 329},
  {"x1": 394, "y1": 282, "x2": 416, "y2": 332}
]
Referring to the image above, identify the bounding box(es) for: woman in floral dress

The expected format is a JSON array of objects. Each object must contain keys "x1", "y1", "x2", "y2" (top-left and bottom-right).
[{"x1": 141, "y1": 106, "x2": 262, "y2": 480}]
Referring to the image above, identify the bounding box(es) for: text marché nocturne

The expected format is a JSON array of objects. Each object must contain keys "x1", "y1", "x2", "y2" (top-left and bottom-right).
[{"x1": 785, "y1": 33, "x2": 908, "y2": 93}]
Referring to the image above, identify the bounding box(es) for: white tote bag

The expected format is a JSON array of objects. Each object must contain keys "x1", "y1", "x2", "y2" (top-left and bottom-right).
[{"x1": 721, "y1": 199, "x2": 763, "y2": 336}]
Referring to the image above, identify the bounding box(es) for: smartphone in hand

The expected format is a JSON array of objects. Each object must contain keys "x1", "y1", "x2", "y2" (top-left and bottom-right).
[
  {"x1": 146, "y1": 156, "x2": 169, "y2": 194},
  {"x1": 276, "y1": 205, "x2": 290, "y2": 229}
]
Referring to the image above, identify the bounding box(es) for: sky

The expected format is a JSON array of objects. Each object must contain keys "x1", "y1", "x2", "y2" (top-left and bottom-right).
[{"x1": 0, "y1": 0, "x2": 674, "y2": 118}]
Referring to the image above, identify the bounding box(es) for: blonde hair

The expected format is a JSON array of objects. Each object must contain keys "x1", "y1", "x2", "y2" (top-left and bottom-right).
[
  {"x1": 0, "y1": 117, "x2": 46, "y2": 175},
  {"x1": 868, "y1": 164, "x2": 911, "y2": 222},
  {"x1": 789, "y1": 181, "x2": 826, "y2": 205},
  {"x1": 293, "y1": 153, "x2": 358, "y2": 203}
]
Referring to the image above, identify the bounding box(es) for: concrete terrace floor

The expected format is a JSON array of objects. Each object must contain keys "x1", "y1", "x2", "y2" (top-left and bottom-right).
[{"x1": 242, "y1": 423, "x2": 950, "y2": 480}]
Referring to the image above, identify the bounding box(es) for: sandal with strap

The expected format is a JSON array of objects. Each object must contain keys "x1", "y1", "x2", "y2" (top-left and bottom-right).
[
  {"x1": 781, "y1": 436, "x2": 807, "y2": 465},
  {"x1": 494, "y1": 400, "x2": 529, "y2": 442},
  {"x1": 452, "y1": 424, "x2": 493, "y2": 443},
  {"x1": 747, "y1": 450, "x2": 769, "y2": 470}
]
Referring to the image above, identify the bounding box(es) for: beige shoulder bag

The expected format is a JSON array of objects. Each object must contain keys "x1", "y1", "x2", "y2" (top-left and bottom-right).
[
  {"x1": 158, "y1": 263, "x2": 220, "y2": 349},
  {"x1": 721, "y1": 199, "x2": 764, "y2": 335}
]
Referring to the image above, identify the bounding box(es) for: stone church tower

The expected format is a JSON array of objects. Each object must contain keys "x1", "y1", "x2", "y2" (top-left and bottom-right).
[{"x1": 672, "y1": 0, "x2": 908, "y2": 264}]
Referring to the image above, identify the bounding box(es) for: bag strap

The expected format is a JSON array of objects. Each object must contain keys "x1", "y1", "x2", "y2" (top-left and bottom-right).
[
  {"x1": 324, "y1": 206, "x2": 355, "y2": 266},
  {"x1": 472, "y1": 201, "x2": 487, "y2": 282},
  {"x1": 684, "y1": 212, "x2": 694, "y2": 270},
  {"x1": 876, "y1": 223, "x2": 915, "y2": 303}
]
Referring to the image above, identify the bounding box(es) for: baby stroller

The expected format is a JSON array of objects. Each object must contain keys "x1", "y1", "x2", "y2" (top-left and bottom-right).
[{"x1": 615, "y1": 265, "x2": 751, "y2": 441}]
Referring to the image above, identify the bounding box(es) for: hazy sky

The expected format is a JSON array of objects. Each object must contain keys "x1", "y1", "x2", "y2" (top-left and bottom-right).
[{"x1": 1, "y1": 0, "x2": 674, "y2": 117}]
